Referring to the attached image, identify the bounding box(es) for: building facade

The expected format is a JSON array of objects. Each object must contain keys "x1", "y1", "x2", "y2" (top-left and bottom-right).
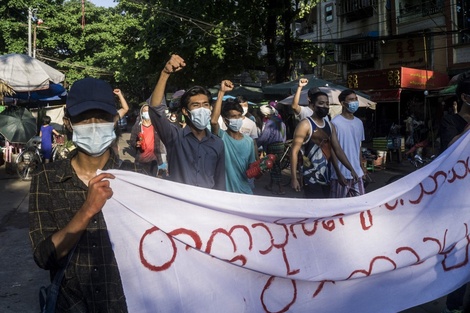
[{"x1": 298, "y1": 0, "x2": 470, "y2": 148}]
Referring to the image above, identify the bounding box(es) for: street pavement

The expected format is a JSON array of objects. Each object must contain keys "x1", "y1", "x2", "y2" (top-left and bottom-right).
[{"x1": 0, "y1": 131, "x2": 451, "y2": 313}]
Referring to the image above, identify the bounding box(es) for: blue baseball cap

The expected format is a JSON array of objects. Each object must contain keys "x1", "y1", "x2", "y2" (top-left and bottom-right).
[{"x1": 66, "y1": 78, "x2": 117, "y2": 117}]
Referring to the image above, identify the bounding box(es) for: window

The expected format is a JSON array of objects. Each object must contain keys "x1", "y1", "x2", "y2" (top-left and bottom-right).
[
  {"x1": 325, "y1": 4, "x2": 334, "y2": 23},
  {"x1": 338, "y1": 0, "x2": 377, "y2": 22},
  {"x1": 457, "y1": 0, "x2": 470, "y2": 44},
  {"x1": 341, "y1": 42, "x2": 377, "y2": 70}
]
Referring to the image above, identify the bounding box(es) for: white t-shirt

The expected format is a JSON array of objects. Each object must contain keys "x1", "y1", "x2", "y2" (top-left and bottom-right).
[
  {"x1": 240, "y1": 117, "x2": 258, "y2": 139},
  {"x1": 296, "y1": 106, "x2": 313, "y2": 120},
  {"x1": 331, "y1": 114, "x2": 365, "y2": 179}
]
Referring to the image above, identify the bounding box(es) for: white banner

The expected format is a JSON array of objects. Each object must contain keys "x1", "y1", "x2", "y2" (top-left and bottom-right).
[{"x1": 102, "y1": 131, "x2": 470, "y2": 313}]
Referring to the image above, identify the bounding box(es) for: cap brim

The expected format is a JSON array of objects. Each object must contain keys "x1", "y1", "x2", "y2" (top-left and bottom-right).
[{"x1": 67, "y1": 100, "x2": 117, "y2": 117}]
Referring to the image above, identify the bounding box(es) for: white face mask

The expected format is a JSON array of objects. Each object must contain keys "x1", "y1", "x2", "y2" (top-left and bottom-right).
[
  {"x1": 242, "y1": 107, "x2": 248, "y2": 116},
  {"x1": 141, "y1": 111, "x2": 150, "y2": 120},
  {"x1": 227, "y1": 118, "x2": 243, "y2": 132},
  {"x1": 188, "y1": 107, "x2": 211, "y2": 130},
  {"x1": 72, "y1": 122, "x2": 116, "y2": 157}
]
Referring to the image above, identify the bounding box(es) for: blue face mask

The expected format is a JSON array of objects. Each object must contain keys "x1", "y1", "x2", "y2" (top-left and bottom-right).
[
  {"x1": 189, "y1": 107, "x2": 211, "y2": 130},
  {"x1": 227, "y1": 118, "x2": 243, "y2": 132},
  {"x1": 347, "y1": 101, "x2": 359, "y2": 113},
  {"x1": 72, "y1": 122, "x2": 116, "y2": 157}
]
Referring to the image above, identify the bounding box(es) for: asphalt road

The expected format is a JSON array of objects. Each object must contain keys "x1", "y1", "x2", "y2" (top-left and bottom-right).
[{"x1": 0, "y1": 131, "x2": 451, "y2": 312}]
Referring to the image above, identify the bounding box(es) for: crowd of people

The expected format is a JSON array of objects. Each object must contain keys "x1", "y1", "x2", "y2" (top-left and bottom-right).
[{"x1": 28, "y1": 54, "x2": 470, "y2": 312}]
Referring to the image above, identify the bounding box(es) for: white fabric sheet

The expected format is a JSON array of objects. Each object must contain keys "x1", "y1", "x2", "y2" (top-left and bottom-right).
[{"x1": 101, "y1": 131, "x2": 470, "y2": 313}]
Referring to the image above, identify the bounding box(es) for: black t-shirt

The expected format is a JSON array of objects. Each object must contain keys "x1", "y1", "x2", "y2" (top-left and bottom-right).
[{"x1": 439, "y1": 113, "x2": 468, "y2": 154}]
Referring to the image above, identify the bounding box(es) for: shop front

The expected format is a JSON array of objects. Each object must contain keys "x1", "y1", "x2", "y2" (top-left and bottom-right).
[{"x1": 348, "y1": 67, "x2": 449, "y2": 157}]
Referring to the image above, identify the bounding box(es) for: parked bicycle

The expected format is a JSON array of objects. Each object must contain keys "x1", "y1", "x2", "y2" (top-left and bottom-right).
[
  {"x1": 15, "y1": 136, "x2": 42, "y2": 181},
  {"x1": 51, "y1": 135, "x2": 74, "y2": 162},
  {"x1": 279, "y1": 139, "x2": 293, "y2": 171}
]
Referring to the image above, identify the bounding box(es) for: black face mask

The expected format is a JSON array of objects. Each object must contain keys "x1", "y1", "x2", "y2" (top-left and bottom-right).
[{"x1": 315, "y1": 107, "x2": 329, "y2": 118}]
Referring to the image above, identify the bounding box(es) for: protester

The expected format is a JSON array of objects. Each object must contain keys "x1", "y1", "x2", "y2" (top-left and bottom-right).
[
  {"x1": 290, "y1": 89, "x2": 358, "y2": 198},
  {"x1": 29, "y1": 77, "x2": 145, "y2": 312},
  {"x1": 39, "y1": 115, "x2": 61, "y2": 163},
  {"x1": 257, "y1": 104, "x2": 287, "y2": 195},
  {"x1": 329, "y1": 89, "x2": 366, "y2": 198},
  {"x1": 114, "y1": 88, "x2": 129, "y2": 120},
  {"x1": 439, "y1": 72, "x2": 470, "y2": 153},
  {"x1": 439, "y1": 71, "x2": 470, "y2": 313},
  {"x1": 235, "y1": 95, "x2": 259, "y2": 141},
  {"x1": 211, "y1": 80, "x2": 256, "y2": 194},
  {"x1": 236, "y1": 95, "x2": 256, "y2": 123},
  {"x1": 147, "y1": 54, "x2": 226, "y2": 190},
  {"x1": 130, "y1": 104, "x2": 165, "y2": 176},
  {"x1": 112, "y1": 88, "x2": 130, "y2": 156},
  {"x1": 291, "y1": 77, "x2": 314, "y2": 120}
]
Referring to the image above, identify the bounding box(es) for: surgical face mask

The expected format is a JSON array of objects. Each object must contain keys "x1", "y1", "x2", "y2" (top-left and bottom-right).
[
  {"x1": 227, "y1": 118, "x2": 243, "y2": 132},
  {"x1": 315, "y1": 106, "x2": 329, "y2": 118},
  {"x1": 347, "y1": 100, "x2": 359, "y2": 113},
  {"x1": 72, "y1": 122, "x2": 116, "y2": 157},
  {"x1": 188, "y1": 107, "x2": 211, "y2": 130},
  {"x1": 242, "y1": 107, "x2": 248, "y2": 116},
  {"x1": 142, "y1": 111, "x2": 150, "y2": 120}
]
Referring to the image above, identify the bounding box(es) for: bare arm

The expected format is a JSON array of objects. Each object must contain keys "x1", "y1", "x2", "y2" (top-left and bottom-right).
[
  {"x1": 290, "y1": 120, "x2": 309, "y2": 191},
  {"x1": 150, "y1": 54, "x2": 186, "y2": 108},
  {"x1": 210, "y1": 80, "x2": 234, "y2": 135},
  {"x1": 330, "y1": 124, "x2": 359, "y2": 181},
  {"x1": 114, "y1": 89, "x2": 129, "y2": 118},
  {"x1": 292, "y1": 78, "x2": 308, "y2": 115}
]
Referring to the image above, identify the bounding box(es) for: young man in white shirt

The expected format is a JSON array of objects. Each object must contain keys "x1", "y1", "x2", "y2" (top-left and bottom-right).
[{"x1": 329, "y1": 89, "x2": 367, "y2": 198}]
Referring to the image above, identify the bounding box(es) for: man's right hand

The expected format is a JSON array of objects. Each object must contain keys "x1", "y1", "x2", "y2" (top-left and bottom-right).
[
  {"x1": 163, "y1": 54, "x2": 186, "y2": 74},
  {"x1": 220, "y1": 80, "x2": 234, "y2": 93},
  {"x1": 81, "y1": 173, "x2": 115, "y2": 218},
  {"x1": 299, "y1": 78, "x2": 308, "y2": 88},
  {"x1": 291, "y1": 178, "x2": 302, "y2": 192}
]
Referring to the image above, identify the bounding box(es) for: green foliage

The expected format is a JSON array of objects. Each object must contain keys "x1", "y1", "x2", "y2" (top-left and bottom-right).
[{"x1": 0, "y1": 0, "x2": 322, "y2": 104}]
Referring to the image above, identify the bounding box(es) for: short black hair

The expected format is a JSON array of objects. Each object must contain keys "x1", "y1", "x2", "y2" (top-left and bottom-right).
[
  {"x1": 236, "y1": 95, "x2": 247, "y2": 103},
  {"x1": 308, "y1": 87, "x2": 328, "y2": 104},
  {"x1": 221, "y1": 98, "x2": 243, "y2": 118},
  {"x1": 180, "y1": 86, "x2": 212, "y2": 110},
  {"x1": 42, "y1": 115, "x2": 51, "y2": 125},
  {"x1": 338, "y1": 89, "x2": 356, "y2": 103}
]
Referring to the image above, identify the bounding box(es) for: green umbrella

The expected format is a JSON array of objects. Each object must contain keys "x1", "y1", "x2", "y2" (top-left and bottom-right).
[
  {"x1": 439, "y1": 84, "x2": 456, "y2": 95},
  {"x1": 0, "y1": 106, "x2": 37, "y2": 143}
]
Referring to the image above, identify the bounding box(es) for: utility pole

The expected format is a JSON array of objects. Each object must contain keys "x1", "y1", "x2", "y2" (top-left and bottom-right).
[
  {"x1": 28, "y1": 7, "x2": 38, "y2": 57},
  {"x1": 28, "y1": 7, "x2": 32, "y2": 57}
]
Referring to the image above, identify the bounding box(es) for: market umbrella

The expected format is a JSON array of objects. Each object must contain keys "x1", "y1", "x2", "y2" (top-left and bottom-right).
[
  {"x1": 211, "y1": 94, "x2": 256, "y2": 105},
  {"x1": 0, "y1": 54, "x2": 65, "y2": 92},
  {"x1": 226, "y1": 85, "x2": 264, "y2": 102},
  {"x1": 279, "y1": 86, "x2": 376, "y2": 110},
  {"x1": 14, "y1": 82, "x2": 66, "y2": 101},
  {"x1": 262, "y1": 74, "x2": 326, "y2": 97},
  {"x1": 0, "y1": 106, "x2": 37, "y2": 143}
]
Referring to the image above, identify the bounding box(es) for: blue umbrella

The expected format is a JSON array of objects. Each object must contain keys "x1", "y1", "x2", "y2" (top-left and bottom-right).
[
  {"x1": 13, "y1": 82, "x2": 66, "y2": 101},
  {"x1": 211, "y1": 95, "x2": 256, "y2": 105}
]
